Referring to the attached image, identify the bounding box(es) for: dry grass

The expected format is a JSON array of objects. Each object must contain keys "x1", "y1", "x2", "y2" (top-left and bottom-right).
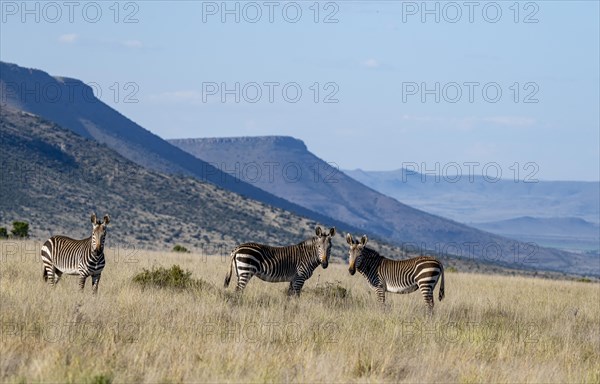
[{"x1": 1, "y1": 241, "x2": 599, "y2": 383}]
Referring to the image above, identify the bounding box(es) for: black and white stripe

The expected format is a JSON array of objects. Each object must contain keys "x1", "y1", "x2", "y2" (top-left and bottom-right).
[
  {"x1": 347, "y1": 234, "x2": 445, "y2": 313},
  {"x1": 224, "y1": 226, "x2": 336, "y2": 296},
  {"x1": 41, "y1": 213, "x2": 110, "y2": 294}
]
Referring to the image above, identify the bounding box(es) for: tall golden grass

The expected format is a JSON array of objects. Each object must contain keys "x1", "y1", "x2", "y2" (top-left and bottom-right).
[{"x1": 1, "y1": 240, "x2": 598, "y2": 383}]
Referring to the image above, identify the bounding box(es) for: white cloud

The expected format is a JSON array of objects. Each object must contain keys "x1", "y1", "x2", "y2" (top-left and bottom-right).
[
  {"x1": 481, "y1": 116, "x2": 536, "y2": 127},
  {"x1": 148, "y1": 91, "x2": 204, "y2": 105},
  {"x1": 58, "y1": 34, "x2": 78, "y2": 44},
  {"x1": 362, "y1": 58, "x2": 380, "y2": 68},
  {"x1": 400, "y1": 115, "x2": 536, "y2": 130},
  {"x1": 122, "y1": 40, "x2": 143, "y2": 49}
]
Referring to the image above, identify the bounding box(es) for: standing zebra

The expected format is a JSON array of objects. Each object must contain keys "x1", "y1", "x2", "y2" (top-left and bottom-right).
[
  {"x1": 41, "y1": 213, "x2": 110, "y2": 294},
  {"x1": 224, "y1": 226, "x2": 336, "y2": 296},
  {"x1": 346, "y1": 234, "x2": 444, "y2": 313}
]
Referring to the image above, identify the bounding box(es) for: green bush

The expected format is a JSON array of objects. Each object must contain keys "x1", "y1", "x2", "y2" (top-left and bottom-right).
[
  {"x1": 132, "y1": 265, "x2": 206, "y2": 291},
  {"x1": 172, "y1": 244, "x2": 189, "y2": 253},
  {"x1": 0, "y1": 227, "x2": 7, "y2": 239},
  {"x1": 85, "y1": 374, "x2": 113, "y2": 384},
  {"x1": 313, "y1": 281, "x2": 348, "y2": 299},
  {"x1": 11, "y1": 221, "x2": 29, "y2": 238}
]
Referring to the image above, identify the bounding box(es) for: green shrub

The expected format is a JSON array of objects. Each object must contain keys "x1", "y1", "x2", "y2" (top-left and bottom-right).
[
  {"x1": 11, "y1": 221, "x2": 29, "y2": 238},
  {"x1": 172, "y1": 244, "x2": 189, "y2": 253},
  {"x1": 85, "y1": 374, "x2": 113, "y2": 384},
  {"x1": 0, "y1": 227, "x2": 7, "y2": 239},
  {"x1": 446, "y1": 266, "x2": 458, "y2": 273},
  {"x1": 132, "y1": 265, "x2": 206, "y2": 291},
  {"x1": 313, "y1": 281, "x2": 348, "y2": 300},
  {"x1": 576, "y1": 277, "x2": 592, "y2": 283}
]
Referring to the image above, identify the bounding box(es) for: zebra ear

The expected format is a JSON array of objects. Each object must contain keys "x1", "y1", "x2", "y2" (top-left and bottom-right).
[
  {"x1": 329, "y1": 227, "x2": 336, "y2": 236},
  {"x1": 103, "y1": 215, "x2": 110, "y2": 225},
  {"x1": 346, "y1": 233, "x2": 353, "y2": 245},
  {"x1": 360, "y1": 235, "x2": 368, "y2": 246},
  {"x1": 91, "y1": 213, "x2": 97, "y2": 225},
  {"x1": 315, "y1": 226, "x2": 322, "y2": 236}
]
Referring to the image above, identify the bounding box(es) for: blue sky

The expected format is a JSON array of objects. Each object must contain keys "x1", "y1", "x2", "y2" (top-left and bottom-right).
[{"x1": 1, "y1": 1, "x2": 599, "y2": 181}]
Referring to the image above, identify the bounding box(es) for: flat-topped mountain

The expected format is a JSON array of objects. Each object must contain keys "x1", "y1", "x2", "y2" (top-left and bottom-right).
[
  {"x1": 0, "y1": 61, "x2": 344, "y2": 230},
  {"x1": 0, "y1": 105, "x2": 327, "y2": 251}
]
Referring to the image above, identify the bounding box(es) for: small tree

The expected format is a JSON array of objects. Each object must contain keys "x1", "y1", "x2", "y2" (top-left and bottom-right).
[
  {"x1": 0, "y1": 227, "x2": 7, "y2": 239},
  {"x1": 172, "y1": 244, "x2": 189, "y2": 253},
  {"x1": 11, "y1": 221, "x2": 29, "y2": 238}
]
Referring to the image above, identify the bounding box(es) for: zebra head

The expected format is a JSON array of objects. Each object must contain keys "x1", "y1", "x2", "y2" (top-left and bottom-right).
[
  {"x1": 346, "y1": 233, "x2": 368, "y2": 275},
  {"x1": 315, "y1": 226, "x2": 336, "y2": 269},
  {"x1": 90, "y1": 213, "x2": 110, "y2": 256}
]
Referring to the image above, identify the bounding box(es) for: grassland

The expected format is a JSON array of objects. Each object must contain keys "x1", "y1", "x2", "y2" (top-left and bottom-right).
[{"x1": 1, "y1": 241, "x2": 599, "y2": 383}]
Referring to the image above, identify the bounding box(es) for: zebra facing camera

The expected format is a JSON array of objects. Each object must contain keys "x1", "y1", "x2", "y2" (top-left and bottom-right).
[{"x1": 90, "y1": 213, "x2": 110, "y2": 226}]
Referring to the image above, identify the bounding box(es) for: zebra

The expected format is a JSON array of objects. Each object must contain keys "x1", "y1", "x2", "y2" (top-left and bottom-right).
[
  {"x1": 346, "y1": 233, "x2": 445, "y2": 313},
  {"x1": 224, "y1": 226, "x2": 336, "y2": 296},
  {"x1": 41, "y1": 213, "x2": 110, "y2": 294}
]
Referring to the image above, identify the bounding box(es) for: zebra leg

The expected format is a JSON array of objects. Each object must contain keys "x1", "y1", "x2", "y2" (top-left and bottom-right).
[
  {"x1": 376, "y1": 286, "x2": 386, "y2": 305},
  {"x1": 91, "y1": 274, "x2": 101, "y2": 294},
  {"x1": 288, "y1": 275, "x2": 306, "y2": 297},
  {"x1": 43, "y1": 266, "x2": 54, "y2": 285},
  {"x1": 78, "y1": 274, "x2": 88, "y2": 291},
  {"x1": 419, "y1": 284, "x2": 434, "y2": 315},
  {"x1": 235, "y1": 272, "x2": 254, "y2": 292},
  {"x1": 53, "y1": 269, "x2": 63, "y2": 285}
]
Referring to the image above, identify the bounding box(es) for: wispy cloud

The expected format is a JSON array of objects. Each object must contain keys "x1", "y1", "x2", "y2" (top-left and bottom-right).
[
  {"x1": 121, "y1": 40, "x2": 143, "y2": 49},
  {"x1": 481, "y1": 116, "x2": 536, "y2": 127},
  {"x1": 400, "y1": 115, "x2": 536, "y2": 130},
  {"x1": 148, "y1": 90, "x2": 204, "y2": 105},
  {"x1": 362, "y1": 58, "x2": 380, "y2": 68},
  {"x1": 58, "y1": 34, "x2": 78, "y2": 44},
  {"x1": 57, "y1": 34, "x2": 146, "y2": 50}
]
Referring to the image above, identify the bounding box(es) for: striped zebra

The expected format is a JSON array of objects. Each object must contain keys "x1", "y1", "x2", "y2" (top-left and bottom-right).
[
  {"x1": 224, "y1": 226, "x2": 336, "y2": 296},
  {"x1": 346, "y1": 234, "x2": 445, "y2": 313},
  {"x1": 41, "y1": 213, "x2": 110, "y2": 294}
]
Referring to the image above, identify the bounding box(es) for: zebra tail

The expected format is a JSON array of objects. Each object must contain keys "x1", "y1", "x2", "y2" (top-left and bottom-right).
[
  {"x1": 224, "y1": 251, "x2": 235, "y2": 288},
  {"x1": 42, "y1": 265, "x2": 48, "y2": 282},
  {"x1": 438, "y1": 264, "x2": 445, "y2": 301}
]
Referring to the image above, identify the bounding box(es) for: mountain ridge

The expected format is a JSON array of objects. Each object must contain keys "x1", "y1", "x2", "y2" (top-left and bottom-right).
[
  {"x1": 0, "y1": 61, "x2": 352, "y2": 232},
  {"x1": 345, "y1": 167, "x2": 600, "y2": 225}
]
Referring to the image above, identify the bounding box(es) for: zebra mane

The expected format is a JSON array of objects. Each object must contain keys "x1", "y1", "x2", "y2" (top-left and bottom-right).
[
  {"x1": 361, "y1": 247, "x2": 384, "y2": 260},
  {"x1": 298, "y1": 236, "x2": 319, "y2": 248}
]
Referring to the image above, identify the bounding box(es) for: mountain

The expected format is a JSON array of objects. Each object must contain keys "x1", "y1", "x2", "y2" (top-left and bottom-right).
[
  {"x1": 1, "y1": 105, "x2": 536, "y2": 277},
  {"x1": 2, "y1": 61, "x2": 596, "y2": 276},
  {"x1": 169, "y1": 137, "x2": 599, "y2": 276},
  {"x1": 472, "y1": 217, "x2": 599, "y2": 252},
  {"x1": 344, "y1": 168, "x2": 600, "y2": 224},
  {"x1": 0, "y1": 105, "x2": 321, "y2": 251},
  {"x1": 0, "y1": 61, "x2": 347, "y2": 231}
]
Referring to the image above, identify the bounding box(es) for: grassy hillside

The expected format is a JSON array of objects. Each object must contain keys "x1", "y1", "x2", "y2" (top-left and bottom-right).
[
  {"x1": 0, "y1": 106, "x2": 322, "y2": 251},
  {"x1": 1, "y1": 242, "x2": 598, "y2": 383}
]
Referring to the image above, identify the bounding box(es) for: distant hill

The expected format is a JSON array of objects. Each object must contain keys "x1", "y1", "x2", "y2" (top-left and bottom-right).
[
  {"x1": 169, "y1": 137, "x2": 599, "y2": 276},
  {"x1": 472, "y1": 217, "x2": 599, "y2": 252},
  {"x1": 344, "y1": 168, "x2": 599, "y2": 224},
  {"x1": 0, "y1": 61, "x2": 347, "y2": 231}
]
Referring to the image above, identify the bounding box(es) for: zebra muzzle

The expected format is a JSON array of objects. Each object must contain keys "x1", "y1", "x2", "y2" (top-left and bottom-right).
[{"x1": 348, "y1": 267, "x2": 355, "y2": 275}]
